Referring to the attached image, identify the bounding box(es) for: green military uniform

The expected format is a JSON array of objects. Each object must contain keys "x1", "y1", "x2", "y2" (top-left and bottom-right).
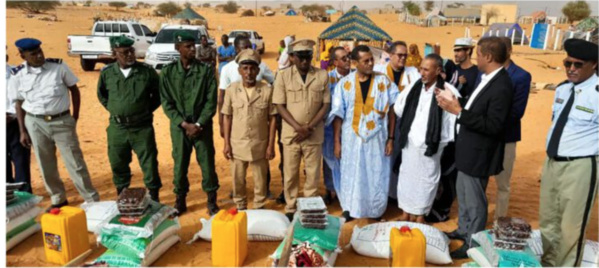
[
  {"x1": 97, "y1": 36, "x2": 162, "y2": 193},
  {"x1": 159, "y1": 56, "x2": 219, "y2": 196}
]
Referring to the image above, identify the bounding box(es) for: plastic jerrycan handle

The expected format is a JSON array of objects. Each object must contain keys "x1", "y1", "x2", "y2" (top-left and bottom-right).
[
  {"x1": 399, "y1": 226, "x2": 413, "y2": 238},
  {"x1": 226, "y1": 208, "x2": 238, "y2": 221},
  {"x1": 49, "y1": 208, "x2": 61, "y2": 215}
]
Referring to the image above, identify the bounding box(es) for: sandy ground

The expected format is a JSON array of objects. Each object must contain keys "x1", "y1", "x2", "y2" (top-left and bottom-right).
[{"x1": 6, "y1": 6, "x2": 598, "y2": 267}]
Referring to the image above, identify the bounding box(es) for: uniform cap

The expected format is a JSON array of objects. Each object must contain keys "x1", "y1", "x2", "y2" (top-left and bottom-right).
[
  {"x1": 289, "y1": 39, "x2": 316, "y2": 53},
  {"x1": 15, "y1": 38, "x2": 42, "y2": 52},
  {"x1": 110, "y1": 36, "x2": 135, "y2": 48},
  {"x1": 235, "y1": 49, "x2": 261, "y2": 65},
  {"x1": 173, "y1": 30, "x2": 196, "y2": 43},
  {"x1": 564, "y1": 38, "x2": 598, "y2": 61}
]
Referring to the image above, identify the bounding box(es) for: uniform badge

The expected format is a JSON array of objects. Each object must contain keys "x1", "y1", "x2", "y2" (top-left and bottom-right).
[
  {"x1": 575, "y1": 105, "x2": 594, "y2": 114},
  {"x1": 556, "y1": 98, "x2": 564, "y2": 104}
]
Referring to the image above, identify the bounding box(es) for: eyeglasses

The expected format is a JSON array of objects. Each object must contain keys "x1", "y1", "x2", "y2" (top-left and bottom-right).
[
  {"x1": 337, "y1": 56, "x2": 349, "y2": 62},
  {"x1": 392, "y1": 53, "x2": 408, "y2": 58},
  {"x1": 296, "y1": 54, "x2": 313, "y2": 61},
  {"x1": 563, "y1": 60, "x2": 584, "y2": 69}
]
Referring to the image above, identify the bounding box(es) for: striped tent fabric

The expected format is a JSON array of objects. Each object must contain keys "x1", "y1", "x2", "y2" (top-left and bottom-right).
[{"x1": 318, "y1": 6, "x2": 392, "y2": 41}]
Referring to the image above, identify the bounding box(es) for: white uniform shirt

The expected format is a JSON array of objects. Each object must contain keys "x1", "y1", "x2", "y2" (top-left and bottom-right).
[
  {"x1": 457, "y1": 66, "x2": 502, "y2": 133},
  {"x1": 6, "y1": 64, "x2": 16, "y2": 115},
  {"x1": 8, "y1": 60, "x2": 78, "y2": 115},
  {"x1": 394, "y1": 81, "x2": 461, "y2": 147},
  {"x1": 218, "y1": 61, "x2": 275, "y2": 90}
]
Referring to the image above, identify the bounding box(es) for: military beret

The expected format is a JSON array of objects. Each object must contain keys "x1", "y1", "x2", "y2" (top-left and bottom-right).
[
  {"x1": 564, "y1": 39, "x2": 598, "y2": 61},
  {"x1": 173, "y1": 30, "x2": 196, "y2": 43},
  {"x1": 110, "y1": 36, "x2": 134, "y2": 48},
  {"x1": 289, "y1": 39, "x2": 316, "y2": 53},
  {"x1": 15, "y1": 38, "x2": 41, "y2": 52},
  {"x1": 235, "y1": 49, "x2": 261, "y2": 65}
]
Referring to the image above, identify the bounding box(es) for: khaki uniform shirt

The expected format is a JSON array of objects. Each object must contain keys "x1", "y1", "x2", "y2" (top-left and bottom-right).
[
  {"x1": 273, "y1": 66, "x2": 330, "y2": 145},
  {"x1": 222, "y1": 81, "x2": 277, "y2": 161}
]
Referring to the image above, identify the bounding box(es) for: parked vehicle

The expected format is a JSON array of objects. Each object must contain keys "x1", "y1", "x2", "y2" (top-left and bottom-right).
[
  {"x1": 227, "y1": 30, "x2": 265, "y2": 54},
  {"x1": 67, "y1": 20, "x2": 156, "y2": 71},
  {"x1": 144, "y1": 25, "x2": 215, "y2": 70}
]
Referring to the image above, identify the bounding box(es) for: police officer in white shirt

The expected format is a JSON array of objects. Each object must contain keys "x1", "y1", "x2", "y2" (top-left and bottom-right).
[
  {"x1": 539, "y1": 38, "x2": 598, "y2": 267},
  {"x1": 9, "y1": 38, "x2": 100, "y2": 208}
]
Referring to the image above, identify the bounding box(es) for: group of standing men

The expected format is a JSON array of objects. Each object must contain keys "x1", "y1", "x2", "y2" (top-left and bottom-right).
[{"x1": 6, "y1": 28, "x2": 597, "y2": 266}]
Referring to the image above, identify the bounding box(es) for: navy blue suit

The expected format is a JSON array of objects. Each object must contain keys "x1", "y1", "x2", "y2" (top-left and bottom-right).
[{"x1": 473, "y1": 62, "x2": 531, "y2": 142}]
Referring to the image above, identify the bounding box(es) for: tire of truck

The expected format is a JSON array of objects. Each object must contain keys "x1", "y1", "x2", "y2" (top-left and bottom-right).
[
  {"x1": 80, "y1": 57, "x2": 96, "y2": 71},
  {"x1": 259, "y1": 43, "x2": 265, "y2": 54}
]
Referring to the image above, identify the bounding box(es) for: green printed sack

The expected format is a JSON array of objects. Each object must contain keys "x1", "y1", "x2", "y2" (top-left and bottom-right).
[{"x1": 100, "y1": 219, "x2": 179, "y2": 259}]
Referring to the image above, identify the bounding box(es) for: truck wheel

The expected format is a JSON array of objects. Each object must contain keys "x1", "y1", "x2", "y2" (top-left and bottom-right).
[{"x1": 80, "y1": 58, "x2": 96, "y2": 71}]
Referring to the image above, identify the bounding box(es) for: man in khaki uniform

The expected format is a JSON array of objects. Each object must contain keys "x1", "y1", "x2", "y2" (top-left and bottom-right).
[
  {"x1": 222, "y1": 49, "x2": 277, "y2": 209},
  {"x1": 273, "y1": 39, "x2": 331, "y2": 220}
]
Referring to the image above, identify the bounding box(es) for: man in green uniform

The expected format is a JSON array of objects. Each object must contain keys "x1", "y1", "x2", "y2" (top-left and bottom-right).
[
  {"x1": 159, "y1": 31, "x2": 220, "y2": 216},
  {"x1": 97, "y1": 36, "x2": 162, "y2": 201}
]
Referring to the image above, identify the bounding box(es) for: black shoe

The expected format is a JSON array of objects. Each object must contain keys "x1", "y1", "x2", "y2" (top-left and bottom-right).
[
  {"x1": 149, "y1": 189, "x2": 160, "y2": 203},
  {"x1": 342, "y1": 211, "x2": 354, "y2": 222},
  {"x1": 229, "y1": 191, "x2": 233, "y2": 199},
  {"x1": 285, "y1": 212, "x2": 294, "y2": 222},
  {"x1": 450, "y1": 243, "x2": 470, "y2": 259},
  {"x1": 207, "y1": 191, "x2": 220, "y2": 216},
  {"x1": 323, "y1": 190, "x2": 333, "y2": 205},
  {"x1": 444, "y1": 230, "x2": 466, "y2": 241},
  {"x1": 276, "y1": 192, "x2": 286, "y2": 204},
  {"x1": 174, "y1": 195, "x2": 187, "y2": 216},
  {"x1": 46, "y1": 200, "x2": 69, "y2": 212}
]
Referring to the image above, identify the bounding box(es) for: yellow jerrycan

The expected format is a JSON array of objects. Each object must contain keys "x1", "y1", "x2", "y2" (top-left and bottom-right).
[
  {"x1": 212, "y1": 208, "x2": 248, "y2": 267},
  {"x1": 390, "y1": 226, "x2": 426, "y2": 267},
  {"x1": 41, "y1": 206, "x2": 90, "y2": 265}
]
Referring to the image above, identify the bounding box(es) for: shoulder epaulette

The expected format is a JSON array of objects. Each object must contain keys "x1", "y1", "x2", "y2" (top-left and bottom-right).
[
  {"x1": 557, "y1": 79, "x2": 570, "y2": 88},
  {"x1": 139, "y1": 62, "x2": 153, "y2": 69},
  {"x1": 45, "y1": 58, "x2": 62, "y2": 64},
  {"x1": 100, "y1": 63, "x2": 113, "y2": 72},
  {"x1": 10, "y1": 64, "x2": 25, "y2": 75}
]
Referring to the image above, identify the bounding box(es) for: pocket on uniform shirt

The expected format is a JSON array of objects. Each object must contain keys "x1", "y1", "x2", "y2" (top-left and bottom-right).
[
  {"x1": 287, "y1": 88, "x2": 303, "y2": 103},
  {"x1": 232, "y1": 101, "x2": 245, "y2": 117},
  {"x1": 310, "y1": 87, "x2": 324, "y2": 103},
  {"x1": 571, "y1": 108, "x2": 595, "y2": 126}
]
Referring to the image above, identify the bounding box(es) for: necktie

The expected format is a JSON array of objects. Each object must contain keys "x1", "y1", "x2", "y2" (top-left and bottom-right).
[{"x1": 547, "y1": 86, "x2": 575, "y2": 158}]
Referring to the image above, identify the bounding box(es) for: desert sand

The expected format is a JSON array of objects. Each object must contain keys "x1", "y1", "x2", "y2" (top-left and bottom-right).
[{"x1": 6, "y1": 5, "x2": 598, "y2": 267}]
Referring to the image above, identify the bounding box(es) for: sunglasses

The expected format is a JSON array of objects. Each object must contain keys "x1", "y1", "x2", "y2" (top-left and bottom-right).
[
  {"x1": 392, "y1": 53, "x2": 408, "y2": 58},
  {"x1": 337, "y1": 56, "x2": 349, "y2": 62},
  {"x1": 563, "y1": 60, "x2": 585, "y2": 69},
  {"x1": 296, "y1": 54, "x2": 313, "y2": 61}
]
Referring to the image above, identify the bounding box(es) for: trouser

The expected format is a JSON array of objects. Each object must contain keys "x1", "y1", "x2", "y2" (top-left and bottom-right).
[
  {"x1": 25, "y1": 114, "x2": 99, "y2": 204},
  {"x1": 231, "y1": 158, "x2": 268, "y2": 209},
  {"x1": 323, "y1": 159, "x2": 334, "y2": 191},
  {"x1": 425, "y1": 142, "x2": 457, "y2": 222},
  {"x1": 6, "y1": 119, "x2": 32, "y2": 193},
  {"x1": 170, "y1": 124, "x2": 219, "y2": 195},
  {"x1": 283, "y1": 143, "x2": 322, "y2": 213},
  {"x1": 494, "y1": 142, "x2": 517, "y2": 219},
  {"x1": 107, "y1": 123, "x2": 162, "y2": 191},
  {"x1": 539, "y1": 156, "x2": 598, "y2": 267},
  {"x1": 456, "y1": 171, "x2": 489, "y2": 244},
  {"x1": 266, "y1": 115, "x2": 285, "y2": 193}
]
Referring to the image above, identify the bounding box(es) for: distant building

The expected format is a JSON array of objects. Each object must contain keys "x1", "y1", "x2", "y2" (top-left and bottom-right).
[
  {"x1": 443, "y1": 7, "x2": 481, "y2": 24},
  {"x1": 480, "y1": 4, "x2": 517, "y2": 25}
]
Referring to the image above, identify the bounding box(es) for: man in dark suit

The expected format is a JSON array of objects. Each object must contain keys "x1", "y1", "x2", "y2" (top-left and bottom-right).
[
  {"x1": 493, "y1": 37, "x2": 531, "y2": 220},
  {"x1": 435, "y1": 36, "x2": 514, "y2": 258}
]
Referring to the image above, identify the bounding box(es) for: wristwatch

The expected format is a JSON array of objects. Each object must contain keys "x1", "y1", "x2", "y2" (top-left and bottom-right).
[{"x1": 195, "y1": 123, "x2": 201, "y2": 128}]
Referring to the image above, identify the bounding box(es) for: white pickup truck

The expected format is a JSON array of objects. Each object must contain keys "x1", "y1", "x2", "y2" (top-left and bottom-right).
[
  {"x1": 144, "y1": 25, "x2": 215, "y2": 70},
  {"x1": 67, "y1": 21, "x2": 155, "y2": 71},
  {"x1": 228, "y1": 30, "x2": 265, "y2": 54}
]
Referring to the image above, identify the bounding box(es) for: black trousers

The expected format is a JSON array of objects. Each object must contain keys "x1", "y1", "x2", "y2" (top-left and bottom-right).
[{"x1": 6, "y1": 120, "x2": 32, "y2": 193}]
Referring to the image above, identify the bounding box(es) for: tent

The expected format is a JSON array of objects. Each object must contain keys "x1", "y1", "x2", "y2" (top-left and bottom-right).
[
  {"x1": 483, "y1": 23, "x2": 529, "y2": 44},
  {"x1": 173, "y1": 7, "x2": 206, "y2": 21},
  {"x1": 576, "y1": 17, "x2": 599, "y2": 32},
  {"x1": 317, "y1": 6, "x2": 392, "y2": 64},
  {"x1": 285, "y1": 9, "x2": 297, "y2": 16}
]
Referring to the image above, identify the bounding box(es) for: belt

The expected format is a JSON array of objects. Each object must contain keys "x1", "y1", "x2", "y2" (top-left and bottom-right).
[
  {"x1": 553, "y1": 155, "x2": 598, "y2": 162},
  {"x1": 26, "y1": 111, "x2": 70, "y2": 121},
  {"x1": 111, "y1": 113, "x2": 152, "y2": 126}
]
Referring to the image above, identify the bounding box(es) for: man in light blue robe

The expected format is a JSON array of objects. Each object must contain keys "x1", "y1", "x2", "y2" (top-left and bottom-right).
[{"x1": 328, "y1": 45, "x2": 399, "y2": 220}]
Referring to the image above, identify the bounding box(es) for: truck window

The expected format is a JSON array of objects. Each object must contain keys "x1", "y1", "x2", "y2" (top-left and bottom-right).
[
  {"x1": 94, "y1": 23, "x2": 104, "y2": 33},
  {"x1": 141, "y1": 25, "x2": 153, "y2": 36},
  {"x1": 112, "y1": 24, "x2": 120, "y2": 33},
  {"x1": 104, "y1": 23, "x2": 112, "y2": 33},
  {"x1": 132, "y1": 24, "x2": 143, "y2": 36},
  {"x1": 120, "y1": 24, "x2": 130, "y2": 33}
]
